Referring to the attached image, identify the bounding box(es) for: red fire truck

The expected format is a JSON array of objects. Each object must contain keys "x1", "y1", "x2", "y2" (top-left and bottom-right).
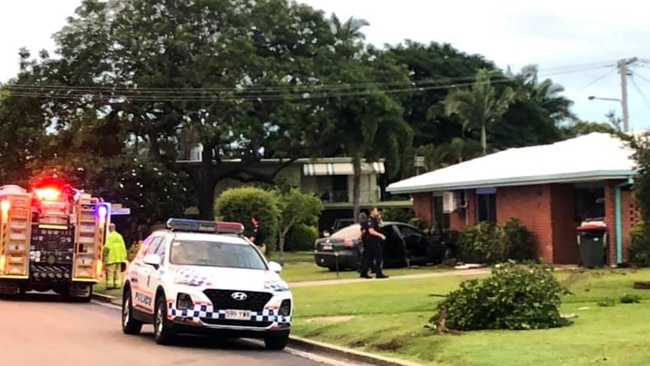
[{"x1": 0, "y1": 176, "x2": 110, "y2": 301}]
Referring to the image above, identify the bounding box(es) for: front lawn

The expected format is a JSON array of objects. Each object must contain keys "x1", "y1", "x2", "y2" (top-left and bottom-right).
[
  {"x1": 268, "y1": 251, "x2": 453, "y2": 283},
  {"x1": 291, "y1": 268, "x2": 650, "y2": 366},
  {"x1": 92, "y1": 252, "x2": 456, "y2": 296}
]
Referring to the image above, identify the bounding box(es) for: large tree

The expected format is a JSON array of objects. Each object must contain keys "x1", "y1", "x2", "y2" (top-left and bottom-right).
[{"x1": 13, "y1": 0, "x2": 363, "y2": 219}]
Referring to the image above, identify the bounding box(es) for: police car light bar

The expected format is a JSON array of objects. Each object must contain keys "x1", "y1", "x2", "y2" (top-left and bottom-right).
[{"x1": 166, "y1": 218, "x2": 245, "y2": 235}]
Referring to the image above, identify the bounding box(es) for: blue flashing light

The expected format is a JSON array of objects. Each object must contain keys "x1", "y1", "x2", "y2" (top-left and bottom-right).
[
  {"x1": 166, "y1": 218, "x2": 245, "y2": 235},
  {"x1": 96, "y1": 204, "x2": 109, "y2": 221}
]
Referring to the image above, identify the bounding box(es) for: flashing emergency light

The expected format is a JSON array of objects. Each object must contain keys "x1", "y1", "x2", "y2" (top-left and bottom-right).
[
  {"x1": 0, "y1": 200, "x2": 9, "y2": 213},
  {"x1": 96, "y1": 204, "x2": 109, "y2": 225},
  {"x1": 34, "y1": 187, "x2": 61, "y2": 201},
  {"x1": 166, "y1": 218, "x2": 245, "y2": 235}
]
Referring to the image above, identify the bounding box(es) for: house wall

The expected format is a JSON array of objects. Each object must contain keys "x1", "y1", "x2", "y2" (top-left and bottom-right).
[
  {"x1": 409, "y1": 181, "x2": 639, "y2": 265},
  {"x1": 411, "y1": 192, "x2": 433, "y2": 224},
  {"x1": 496, "y1": 184, "x2": 554, "y2": 262}
]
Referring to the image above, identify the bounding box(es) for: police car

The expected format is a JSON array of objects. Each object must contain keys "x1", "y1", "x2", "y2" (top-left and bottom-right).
[{"x1": 120, "y1": 218, "x2": 292, "y2": 350}]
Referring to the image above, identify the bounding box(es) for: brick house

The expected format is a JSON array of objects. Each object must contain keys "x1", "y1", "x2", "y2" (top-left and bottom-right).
[{"x1": 386, "y1": 133, "x2": 638, "y2": 266}]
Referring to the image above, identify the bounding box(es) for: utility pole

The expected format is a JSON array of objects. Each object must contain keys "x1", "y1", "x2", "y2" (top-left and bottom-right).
[{"x1": 618, "y1": 57, "x2": 638, "y2": 132}]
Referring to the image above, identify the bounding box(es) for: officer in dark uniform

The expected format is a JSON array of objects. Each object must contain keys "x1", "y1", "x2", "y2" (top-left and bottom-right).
[
  {"x1": 358, "y1": 212, "x2": 370, "y2": 277},
  {"x1": 249, "y1": 216, "x2": 267, "y2": 254},
  {"x1": 359, "y1": 207, "x2": 389, "y2": 279}
]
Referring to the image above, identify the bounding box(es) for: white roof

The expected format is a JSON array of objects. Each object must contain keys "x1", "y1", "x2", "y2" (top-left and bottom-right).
[{"x1": 387, "y1": 132, "x2": 637, "y2": 194}]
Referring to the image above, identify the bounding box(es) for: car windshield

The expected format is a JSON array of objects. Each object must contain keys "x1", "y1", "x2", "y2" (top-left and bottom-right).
[
  {"x1": 169, "y1": 240, "x2": 267, "y2": 270},
  {"x1": 330, "y1": 224, "x2": 362, "y2": 239}
]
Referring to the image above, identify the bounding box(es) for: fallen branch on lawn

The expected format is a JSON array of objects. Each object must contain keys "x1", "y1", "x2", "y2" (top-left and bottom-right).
[{"x1": 424, "y1": 308, "x2": 462, "y2": 335}]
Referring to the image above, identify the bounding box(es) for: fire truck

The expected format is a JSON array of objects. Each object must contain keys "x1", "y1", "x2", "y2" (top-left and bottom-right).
[{"x1": 0, "y1": 176, "x2": 110, "y2": 301}]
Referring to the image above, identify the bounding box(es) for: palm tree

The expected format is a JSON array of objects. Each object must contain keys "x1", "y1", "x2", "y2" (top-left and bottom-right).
[
  {"x1": 512, "y1": 65, "x2": 577, "y2": 123},
  {"x1": 443, "y1": 69, "x2": 515, "y2": 155},
  {"x1": 333, "y1": 90, "x2": 412, "y2": 222}
]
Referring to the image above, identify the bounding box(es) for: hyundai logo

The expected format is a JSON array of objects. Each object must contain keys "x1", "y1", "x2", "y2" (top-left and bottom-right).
[{"x1": 231, "y1": 292, "x2": 248, "y2": 301}]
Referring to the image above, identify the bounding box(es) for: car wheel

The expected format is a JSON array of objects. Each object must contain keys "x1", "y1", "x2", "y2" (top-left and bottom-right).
[
  {"x1": 264, "y1": 332, "x2": 290, "y2": 350},
  {"x1": 153, "y1": 293, "x2": 175, "y2": 345},
  {"x1": 122, "y1": 288, "x2": 143, "y2": 335}
]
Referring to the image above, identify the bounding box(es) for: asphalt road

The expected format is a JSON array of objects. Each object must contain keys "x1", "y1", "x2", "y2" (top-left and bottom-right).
[{"x1": 0, "y1": 293, "x2": 332, "y2": 366}]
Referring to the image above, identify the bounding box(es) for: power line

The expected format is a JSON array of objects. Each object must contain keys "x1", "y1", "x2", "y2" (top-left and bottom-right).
[
  {"x1": 631, "y1": 75, "x2": 650, "y2": 111},
  {"x1": 579, "y1": 69, "x2": 616, "y2": 91},
  {"x1": 3, "y1": 60, "x2": 614, "y2": 95},
  {"x1": 1, "y1": 63, "x2": 612, "y2": 102}
]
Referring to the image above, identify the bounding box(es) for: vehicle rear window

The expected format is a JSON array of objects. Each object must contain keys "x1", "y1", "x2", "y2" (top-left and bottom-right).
[{"x1": 330, "y1": 224, "x2": 361, "y2": 239}]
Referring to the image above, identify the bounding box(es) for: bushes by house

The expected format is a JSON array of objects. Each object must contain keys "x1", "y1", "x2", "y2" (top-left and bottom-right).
[
  {"x1": 285, "y1": 223, "x2": 319, "y2": 251},
  {"x1": 629, "y1": 220, "x2": 650, "y2": 267},
  {"x1": 458, "y1": 218, "x2": 536, "y2": 264}
]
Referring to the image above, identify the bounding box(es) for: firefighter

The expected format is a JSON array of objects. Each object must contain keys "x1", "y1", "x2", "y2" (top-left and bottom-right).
[{"x1": 103, "y1": 223, "x2": 128, "y2": 289}]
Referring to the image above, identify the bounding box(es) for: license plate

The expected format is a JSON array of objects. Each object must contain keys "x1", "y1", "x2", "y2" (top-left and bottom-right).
[
  {"x1": 322, "y1": 244, "x2": 332, "y2": 250},
  {"x1": 224, "y1": 309, "x2": 251, "y2": 320}
]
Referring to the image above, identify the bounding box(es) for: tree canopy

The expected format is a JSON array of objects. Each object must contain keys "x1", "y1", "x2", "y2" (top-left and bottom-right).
[{"x1": 0, "y1": 0, "x2": 607, "y2": 236}]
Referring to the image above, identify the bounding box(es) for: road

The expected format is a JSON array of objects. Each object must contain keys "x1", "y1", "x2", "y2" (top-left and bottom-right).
[{"x1": 0, "y1": 294, "x2": 335, "y2": 366}]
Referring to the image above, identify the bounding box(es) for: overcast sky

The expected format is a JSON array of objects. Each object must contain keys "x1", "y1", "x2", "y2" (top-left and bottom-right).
[{"x1": 1, "y1": 0, "x2": 649, "y2": 130}]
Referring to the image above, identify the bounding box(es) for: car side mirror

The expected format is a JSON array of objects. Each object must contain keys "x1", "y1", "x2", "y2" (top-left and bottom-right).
[
  {"x1": 323, "y1": 231, "x2": 330, "y2": 237},
  {"x1": 268, "y1": 261, "x2": 282, "y2": 273},
  {"x1": 143, "y1": 253, "x2": 161, "y2": 268}
]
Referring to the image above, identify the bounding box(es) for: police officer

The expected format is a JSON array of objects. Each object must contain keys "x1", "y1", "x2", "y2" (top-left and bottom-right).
[
  {"x1": 359, "y1": 207, "x2": 389, "y2": 279},
  {"x1": 249, "y1": 216, "x2": 267, "y2": 255},
  {"x1": 358, "y1": 212, "x2": 371, "y2": 277}
]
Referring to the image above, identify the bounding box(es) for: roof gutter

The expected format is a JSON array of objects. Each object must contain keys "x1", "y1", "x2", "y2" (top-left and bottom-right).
[
  {"x1": 614, "y1": 176, "x2": 635, "y2": 265},
  {"x1": 387, "y1": 170, "x2": 636, "y2": 194}
]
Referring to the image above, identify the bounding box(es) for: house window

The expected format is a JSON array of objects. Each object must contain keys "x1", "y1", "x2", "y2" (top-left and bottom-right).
[
  {"x1": 476, "y1": 188, "x2": 496, "y2": 224},
  {"x1": 316, "y1": 176, "x2": 348, "y2": 203}
]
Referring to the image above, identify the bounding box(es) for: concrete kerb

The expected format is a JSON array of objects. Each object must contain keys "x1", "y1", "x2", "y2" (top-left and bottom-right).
[
  {"x1": 288, "y1": 336, "x2": 425, "y2": 366},
  {"x1": 89, "y1": 291, "x2": 424, "y2": 366}
]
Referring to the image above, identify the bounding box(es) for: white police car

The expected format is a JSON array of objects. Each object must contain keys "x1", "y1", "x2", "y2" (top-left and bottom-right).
[{"x1": 120, "y1": 218, "x2": 293, "y2": 350}]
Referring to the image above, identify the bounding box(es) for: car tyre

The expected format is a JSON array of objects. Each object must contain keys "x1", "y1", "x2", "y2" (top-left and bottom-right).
[
  {"x1": 153, "y1": 293, "x2": 176, "y2": 345},
  {"x1": 122, "y1": 288, "x2": 143, "y2": 335},
  {"x1": 264, "y1": 332, "x2": 290, "y2": 350}
]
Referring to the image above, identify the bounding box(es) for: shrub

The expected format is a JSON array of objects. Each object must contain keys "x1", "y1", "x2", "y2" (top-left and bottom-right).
[
  {"x1": 502, "y1": 218, "x2": 536, "y2": 261},
  {"x1": 629, "y1": 220, "x2": 650, "y2": 267},
  {"x1": 285, "y1": 223, "x2": 319, "y2": 251},
  {"x1": 432, "y1": 261, "x2": 571, "y2": 331},
  {"x1": 408, "y1": 216, "x2": 429, "y2": 231},
  {"x1": 458, "y1": 220, "x2": 535, "y2": 264},
  {"x1": 381, "y1": 208, "x2": 412, "y2": 223},
  {"x1": 458, "y1": 222, "x2": 506, "y2": 264},
  {"x1": 620, "y1": 293, "x2": 642, "y2": 304},
  {"x1": 215, "y1": 186, "x2": 280, "y2": 254}
]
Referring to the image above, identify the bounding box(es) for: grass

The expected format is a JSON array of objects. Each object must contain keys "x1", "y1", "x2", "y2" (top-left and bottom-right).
[
  {"x1": 93, "y1": 252, "x2": 455, "y2": 295},
  {"x1": 267, "y1": 251, "x2": 453, "y2": 283},
  {"x1": 93, "y1": 279, "x2": 123, "y2": 298},
  {"x1": 290, "y1": 267, "x2": 650, "y2": 366}
]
